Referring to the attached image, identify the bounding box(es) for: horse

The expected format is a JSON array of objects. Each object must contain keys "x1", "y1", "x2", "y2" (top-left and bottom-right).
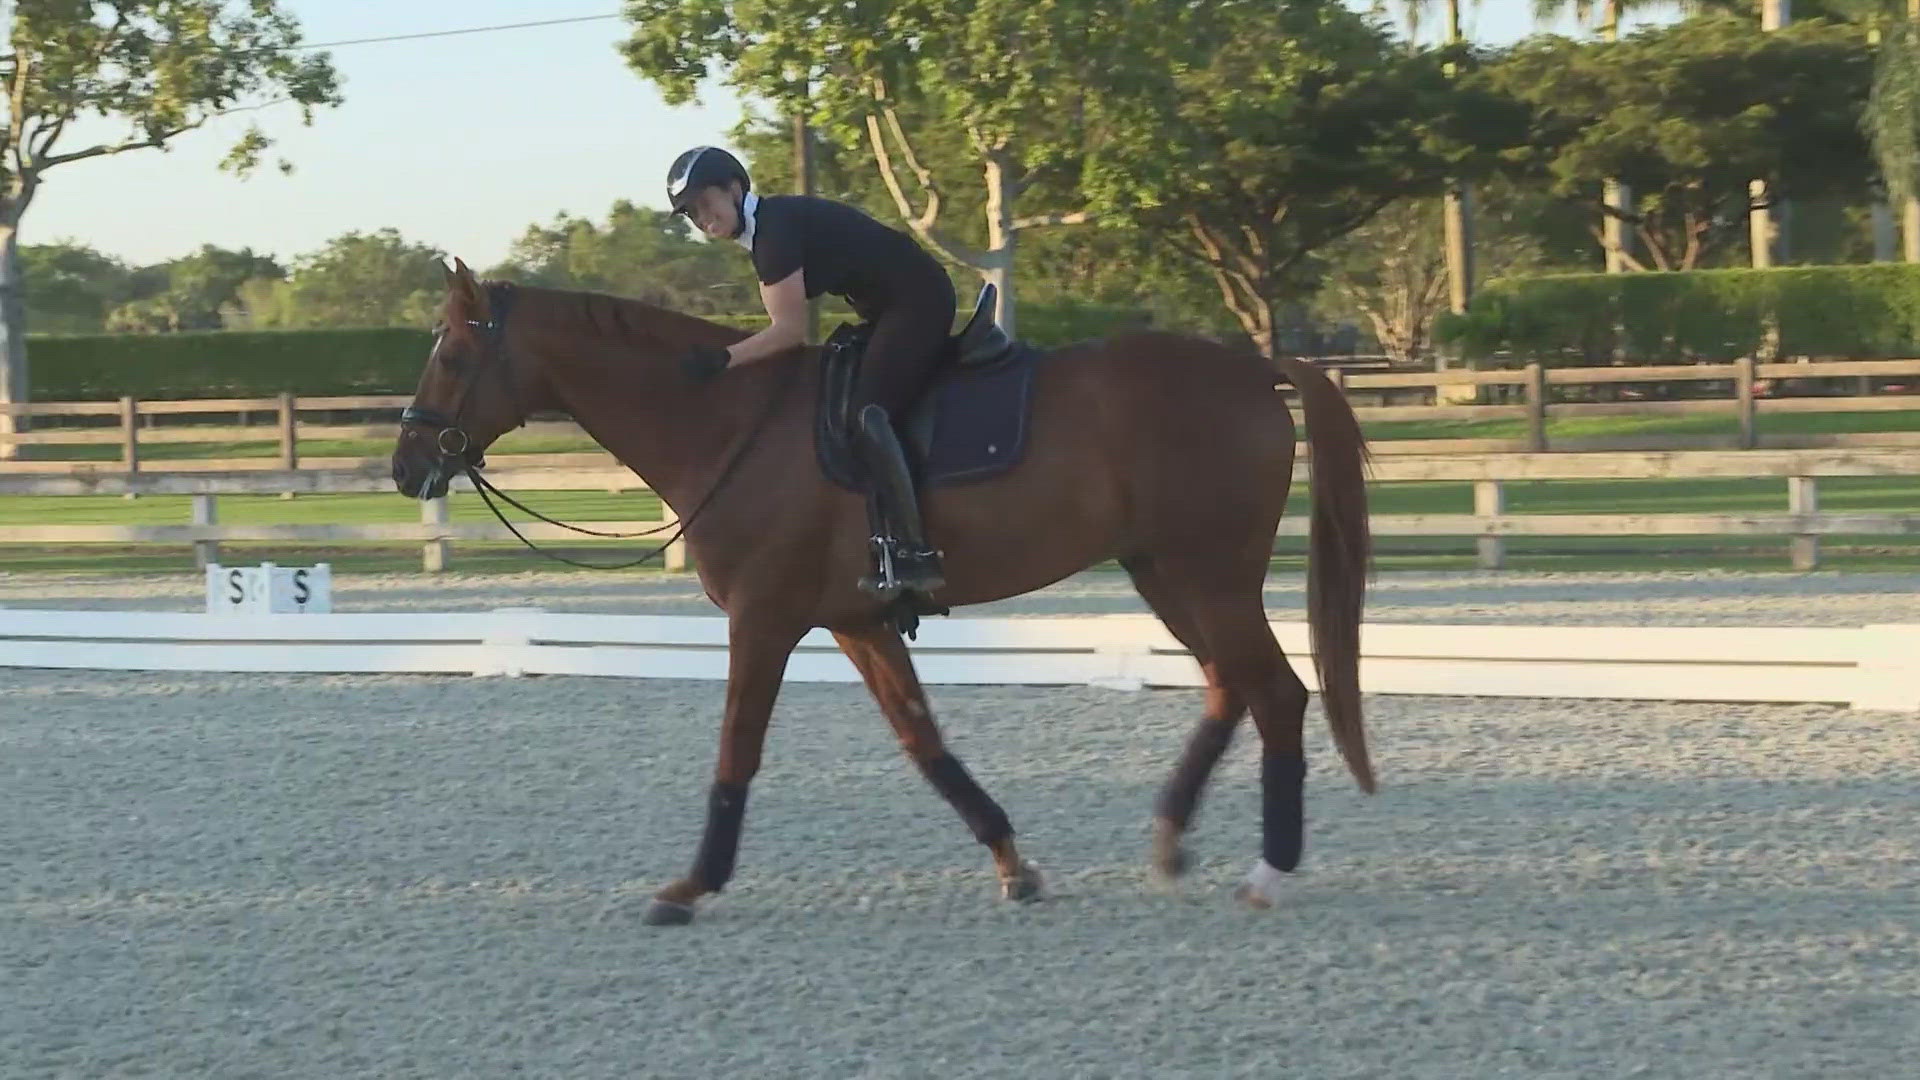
[{"x1": 391, "y1": 258, "x2": 1375, "y2": 926}]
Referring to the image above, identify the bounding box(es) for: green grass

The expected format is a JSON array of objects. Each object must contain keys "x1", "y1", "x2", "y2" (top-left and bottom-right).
[
  {"x1": 0, "y1": 542, "x2": 687, "y2": 576},
  {"x1": 0, "y1": 490, "x2": 663, "y2": 526},
  {"x1": 4, "y1": 476, "x2": 1915, "y2": 576},
  {"x1": 1362, "y1": 408, "x2": 1920, "y2": 442},
  {"x1": 39, "y1": 430, "x2": 601, "y2": 462},
  {"x1": 7, "y1": 476, "x2": 1903, "y2": 528},
  {"x1": 1288, "y1": 475, "x2": 1920, "y2": 516},
  {"x1": 21, "y1": 406, "x2": 1919, "y2": 463}
]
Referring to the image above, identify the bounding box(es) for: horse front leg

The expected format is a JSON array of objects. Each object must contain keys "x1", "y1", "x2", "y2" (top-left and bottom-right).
[
  {"x1": 832, "y1": 624, "x2": 1043, "y2": 903},
  {"x1": 643, "y1": 617, "x2": 805, "y2": 927}
]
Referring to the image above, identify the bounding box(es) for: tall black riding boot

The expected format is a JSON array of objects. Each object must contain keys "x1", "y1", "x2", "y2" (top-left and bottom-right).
[{"x1": 853, "y1": 402, "x2": 946, "y2": 596}]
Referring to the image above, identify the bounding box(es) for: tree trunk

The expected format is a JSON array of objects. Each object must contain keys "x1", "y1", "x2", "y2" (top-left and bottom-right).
[
  {"x1": 982, "y1": 151, "x2": 1018, "y2": 339},
  {"x1": 1247, "y1": 296, "x2": 1277, "y2": 361},
  {"x1": 1904, "y1": 197, "x2": 1920, "y2": 262},
  {"x1": 1603, "y1": 180, "x2": 1635, "y2": 272},
  {"x1": 1873, "y1": 201, "x2": 1898, "y2": 261},
  {"x1": 0, "y1": 217, "x2": 26, "y2": 461},
  {"x1": 1749, "y1": 179, "x2": 1781, "y2": 268}
]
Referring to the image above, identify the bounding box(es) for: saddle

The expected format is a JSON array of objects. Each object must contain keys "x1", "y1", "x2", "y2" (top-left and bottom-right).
[{"x1": 815, "y1": 282, "x2": 1044, "y2": 493}]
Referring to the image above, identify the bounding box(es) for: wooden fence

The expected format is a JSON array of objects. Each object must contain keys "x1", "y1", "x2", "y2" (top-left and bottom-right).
[
  {"x1": 3, "y1": 448, "x2": 1914, "y2": 573},
  {"x1": 1, "y1": 358, "x2": 1917, "y2": 475}
]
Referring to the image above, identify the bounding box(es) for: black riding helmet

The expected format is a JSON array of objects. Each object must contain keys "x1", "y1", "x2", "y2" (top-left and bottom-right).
[{"x1": 666, "y1": 146, "x2": 752, "y2": 227}]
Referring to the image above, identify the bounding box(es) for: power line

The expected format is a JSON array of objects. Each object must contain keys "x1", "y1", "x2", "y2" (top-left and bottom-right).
[{"x1": 287, "y1": 13, "x2": 622, "y2": 53}]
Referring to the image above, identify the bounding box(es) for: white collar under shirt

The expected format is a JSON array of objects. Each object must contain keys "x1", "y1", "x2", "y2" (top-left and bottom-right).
[{"x1": 735, "y1": 191, "x2": 761, "y2": 251}]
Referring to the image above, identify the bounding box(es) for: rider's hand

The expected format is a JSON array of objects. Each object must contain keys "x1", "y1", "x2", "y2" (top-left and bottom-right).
[{"x1": 683, "y1": 343, "x2": 732, "y2": 384}]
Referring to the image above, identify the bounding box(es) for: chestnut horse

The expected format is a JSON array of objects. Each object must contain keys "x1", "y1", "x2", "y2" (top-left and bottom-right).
[{"x1": 391, "y1": 259, "x2": 1375, "y2": 925}]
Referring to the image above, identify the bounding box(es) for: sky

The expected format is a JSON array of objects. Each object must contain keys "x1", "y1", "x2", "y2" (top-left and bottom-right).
[{"x1": 22, "y1": 0, "x2": 1680, "y2": 271}]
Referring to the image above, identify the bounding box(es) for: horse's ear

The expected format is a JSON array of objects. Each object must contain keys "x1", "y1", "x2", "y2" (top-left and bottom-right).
[{"x1": 444, "y1": 257, "x2": 484, "y2": 322}]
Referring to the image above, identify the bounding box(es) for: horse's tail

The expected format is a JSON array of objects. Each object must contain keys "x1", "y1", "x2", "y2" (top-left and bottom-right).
[{"x1": 1270, "y1": 355, "x2": 1376, "y2": 794}]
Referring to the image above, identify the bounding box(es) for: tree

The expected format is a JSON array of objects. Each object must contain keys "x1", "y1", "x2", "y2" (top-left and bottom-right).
[
  {"x1": 20, "y1": 239, "x2": 129, "y2": 331},
  {"x1": 1317, "y1": 180, "x2": 1550, "y2": 363},
  {"x1": 732, "y1": 109, "x2": 1239, "y2": 340},
  {"x1": 1865, "y1": 0, "x2": 1920, "y2": 259},
  {"x1": 1482, "y1": 15, "x2": 1874, "y2": 272},
  {"x1": 1387, "y1": 0, "x2": 1483, "y2": 336},
  {"x1": 1, "y1": 0, "x2": 338, "y2": 453},
  {"x1": 103, "y1": 243, "x2": 280, "y2": 331},
  {"x1": 621, "y1": 0, "x2": 1140, "y2": 337},
  {"x1": 489, "y1": 200, "x2": 748, "y2": 318},
  {"x1": 234, "y1": 229, "x2": 442, "y2": 329},
  {"x1": 1082, "y1": 0, "x2": 1526, "y2": 357}
]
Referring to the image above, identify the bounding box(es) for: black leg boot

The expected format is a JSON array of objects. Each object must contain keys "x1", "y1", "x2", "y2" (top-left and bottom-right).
[{"x1": 853, "y1": 403, "x2": 946, "y2": 597}]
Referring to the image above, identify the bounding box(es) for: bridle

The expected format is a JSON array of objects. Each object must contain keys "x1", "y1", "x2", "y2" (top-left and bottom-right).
[
  {"x1": 400, "y1": 283, "x2": 519, "y2": 475},
  {"x1": 398, "y1": 281, "x2": 797, "y2": 571}
]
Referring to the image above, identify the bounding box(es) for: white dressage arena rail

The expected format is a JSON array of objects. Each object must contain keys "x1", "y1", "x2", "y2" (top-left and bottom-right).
[{"x1": 1, "y1": 607, "x2": 1914, "y2": 713}]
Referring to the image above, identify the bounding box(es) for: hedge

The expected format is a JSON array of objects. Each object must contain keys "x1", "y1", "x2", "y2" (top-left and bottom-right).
[
  {"x1": 28, "y1": 327, "x2": 437, "y2": 401},
  {"x1": 25, "y1": 301, "x2": 1153, "y2": 401},
  {"x1": 1434, "y1": 264, "x2": 1920, "y2": 366}
]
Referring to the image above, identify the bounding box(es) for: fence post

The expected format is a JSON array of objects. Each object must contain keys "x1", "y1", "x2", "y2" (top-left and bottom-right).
[
  {"x1": 1524, "y1": 363, "x2": 1547, "y2": 451},
  {"x1": 1474, "y1": 480, "x2": 1506, "y2": 570},
  {"x1": 1735, "y1": 357, "x2": 1757, "y2": 450},
  {"x1": 121, "y1": 396, "x2": 140, "y2": 480},
  {"x1": 422, "y1": 496, "x2": 450, "y2": 573},
  {"x1": 278, "y1": 392, "x2": 299, "y2": 473},
  {"x1": 192, "y1": 494, "x2": 219, "y2": 570},
  {"x1": 1788, "y1": 475, "x2": 1819, "y2": 571},
  {"x1": 661, "y1": 501, "x2": 688, "y2": 572}
]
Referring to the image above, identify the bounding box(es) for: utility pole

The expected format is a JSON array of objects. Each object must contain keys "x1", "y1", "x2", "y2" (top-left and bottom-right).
[
  {"x1": 1599, "y1": 2, "x2": 1634, "y2": 274},
  {"x1": 1907, "y1": 0, "x2": 1920, "y2": 261},
  {"x1": 1439, "y1": 0, "x2": 1474, "y2": 372},
  {"x1": 0, "y1": 0, "x2": 20, "y2": 461},
  {"x1": 792, "y1": 78, "x2": 821, "y2": 344},
  {"x1": 1749, "y1": 0, "x2": 1791, "y2": 268}
]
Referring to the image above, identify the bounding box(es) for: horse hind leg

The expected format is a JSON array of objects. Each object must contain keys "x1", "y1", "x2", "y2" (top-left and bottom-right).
[
  {"x1": 1139, "y1": 558, "x2": 1312, "y2": 908},
  {"x1": 1205, "y1": 601, "x2": 1311, "y2": 909},
  {"x1": 1120, "y1": 555, "x2": 1248, "y2": 881}
]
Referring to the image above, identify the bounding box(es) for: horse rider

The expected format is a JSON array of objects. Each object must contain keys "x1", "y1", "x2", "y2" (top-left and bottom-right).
[{"x1": 668, "y1": 144, "x2": 955, "y2": 598}]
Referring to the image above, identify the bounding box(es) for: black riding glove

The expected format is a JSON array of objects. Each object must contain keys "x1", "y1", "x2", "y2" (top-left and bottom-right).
[{"x1": 683, "y1": 343, "x2": 732, "y2": 384}]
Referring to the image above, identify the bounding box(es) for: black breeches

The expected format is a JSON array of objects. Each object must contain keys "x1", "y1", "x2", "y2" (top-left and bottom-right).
[{"x1": 851, "y1": 275, "x2": 957, "y2": 421}]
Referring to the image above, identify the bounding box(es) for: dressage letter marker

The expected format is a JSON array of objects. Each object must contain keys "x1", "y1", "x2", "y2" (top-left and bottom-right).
[{"x1": 204, "y1": 562, "x2": 332, "y2": 615}]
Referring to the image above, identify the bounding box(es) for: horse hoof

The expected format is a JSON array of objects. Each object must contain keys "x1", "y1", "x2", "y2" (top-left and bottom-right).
[
  {"x1": 642, "y1": 899, "x2": 696, "y2": 926},
  {"x1": 1151, "y1": 818, "x2": 1189, "y2": 880},
  {"x1": 1154, "y1": 847, "x2": 1189, "y2": 881},
  {"x1": 1235, "y1": 859, "x2": 1288, "y2": 910},
  {"x1": 1000, "y1": 861, "x2": 1045, "y2": 903}
]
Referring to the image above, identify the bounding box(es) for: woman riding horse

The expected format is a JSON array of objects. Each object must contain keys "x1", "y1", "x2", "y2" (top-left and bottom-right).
[{"x1": 667, "y1": 145, "x2": 955, "y2": 597}]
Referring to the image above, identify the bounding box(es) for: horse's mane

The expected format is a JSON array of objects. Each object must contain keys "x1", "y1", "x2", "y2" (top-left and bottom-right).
[{"x1": 475, "y1": 279, "x2": 748, "y2": 348}]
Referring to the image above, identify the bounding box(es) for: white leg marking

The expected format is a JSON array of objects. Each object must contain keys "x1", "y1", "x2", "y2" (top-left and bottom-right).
[{"x1": 1240, "y1": 858, "x2": 1290, "y2": 908}]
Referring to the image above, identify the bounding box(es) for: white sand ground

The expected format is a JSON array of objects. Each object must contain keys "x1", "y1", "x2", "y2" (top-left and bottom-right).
[{"x1": 2, "y1": 569, "x2": 1916, "y2": 1076}]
